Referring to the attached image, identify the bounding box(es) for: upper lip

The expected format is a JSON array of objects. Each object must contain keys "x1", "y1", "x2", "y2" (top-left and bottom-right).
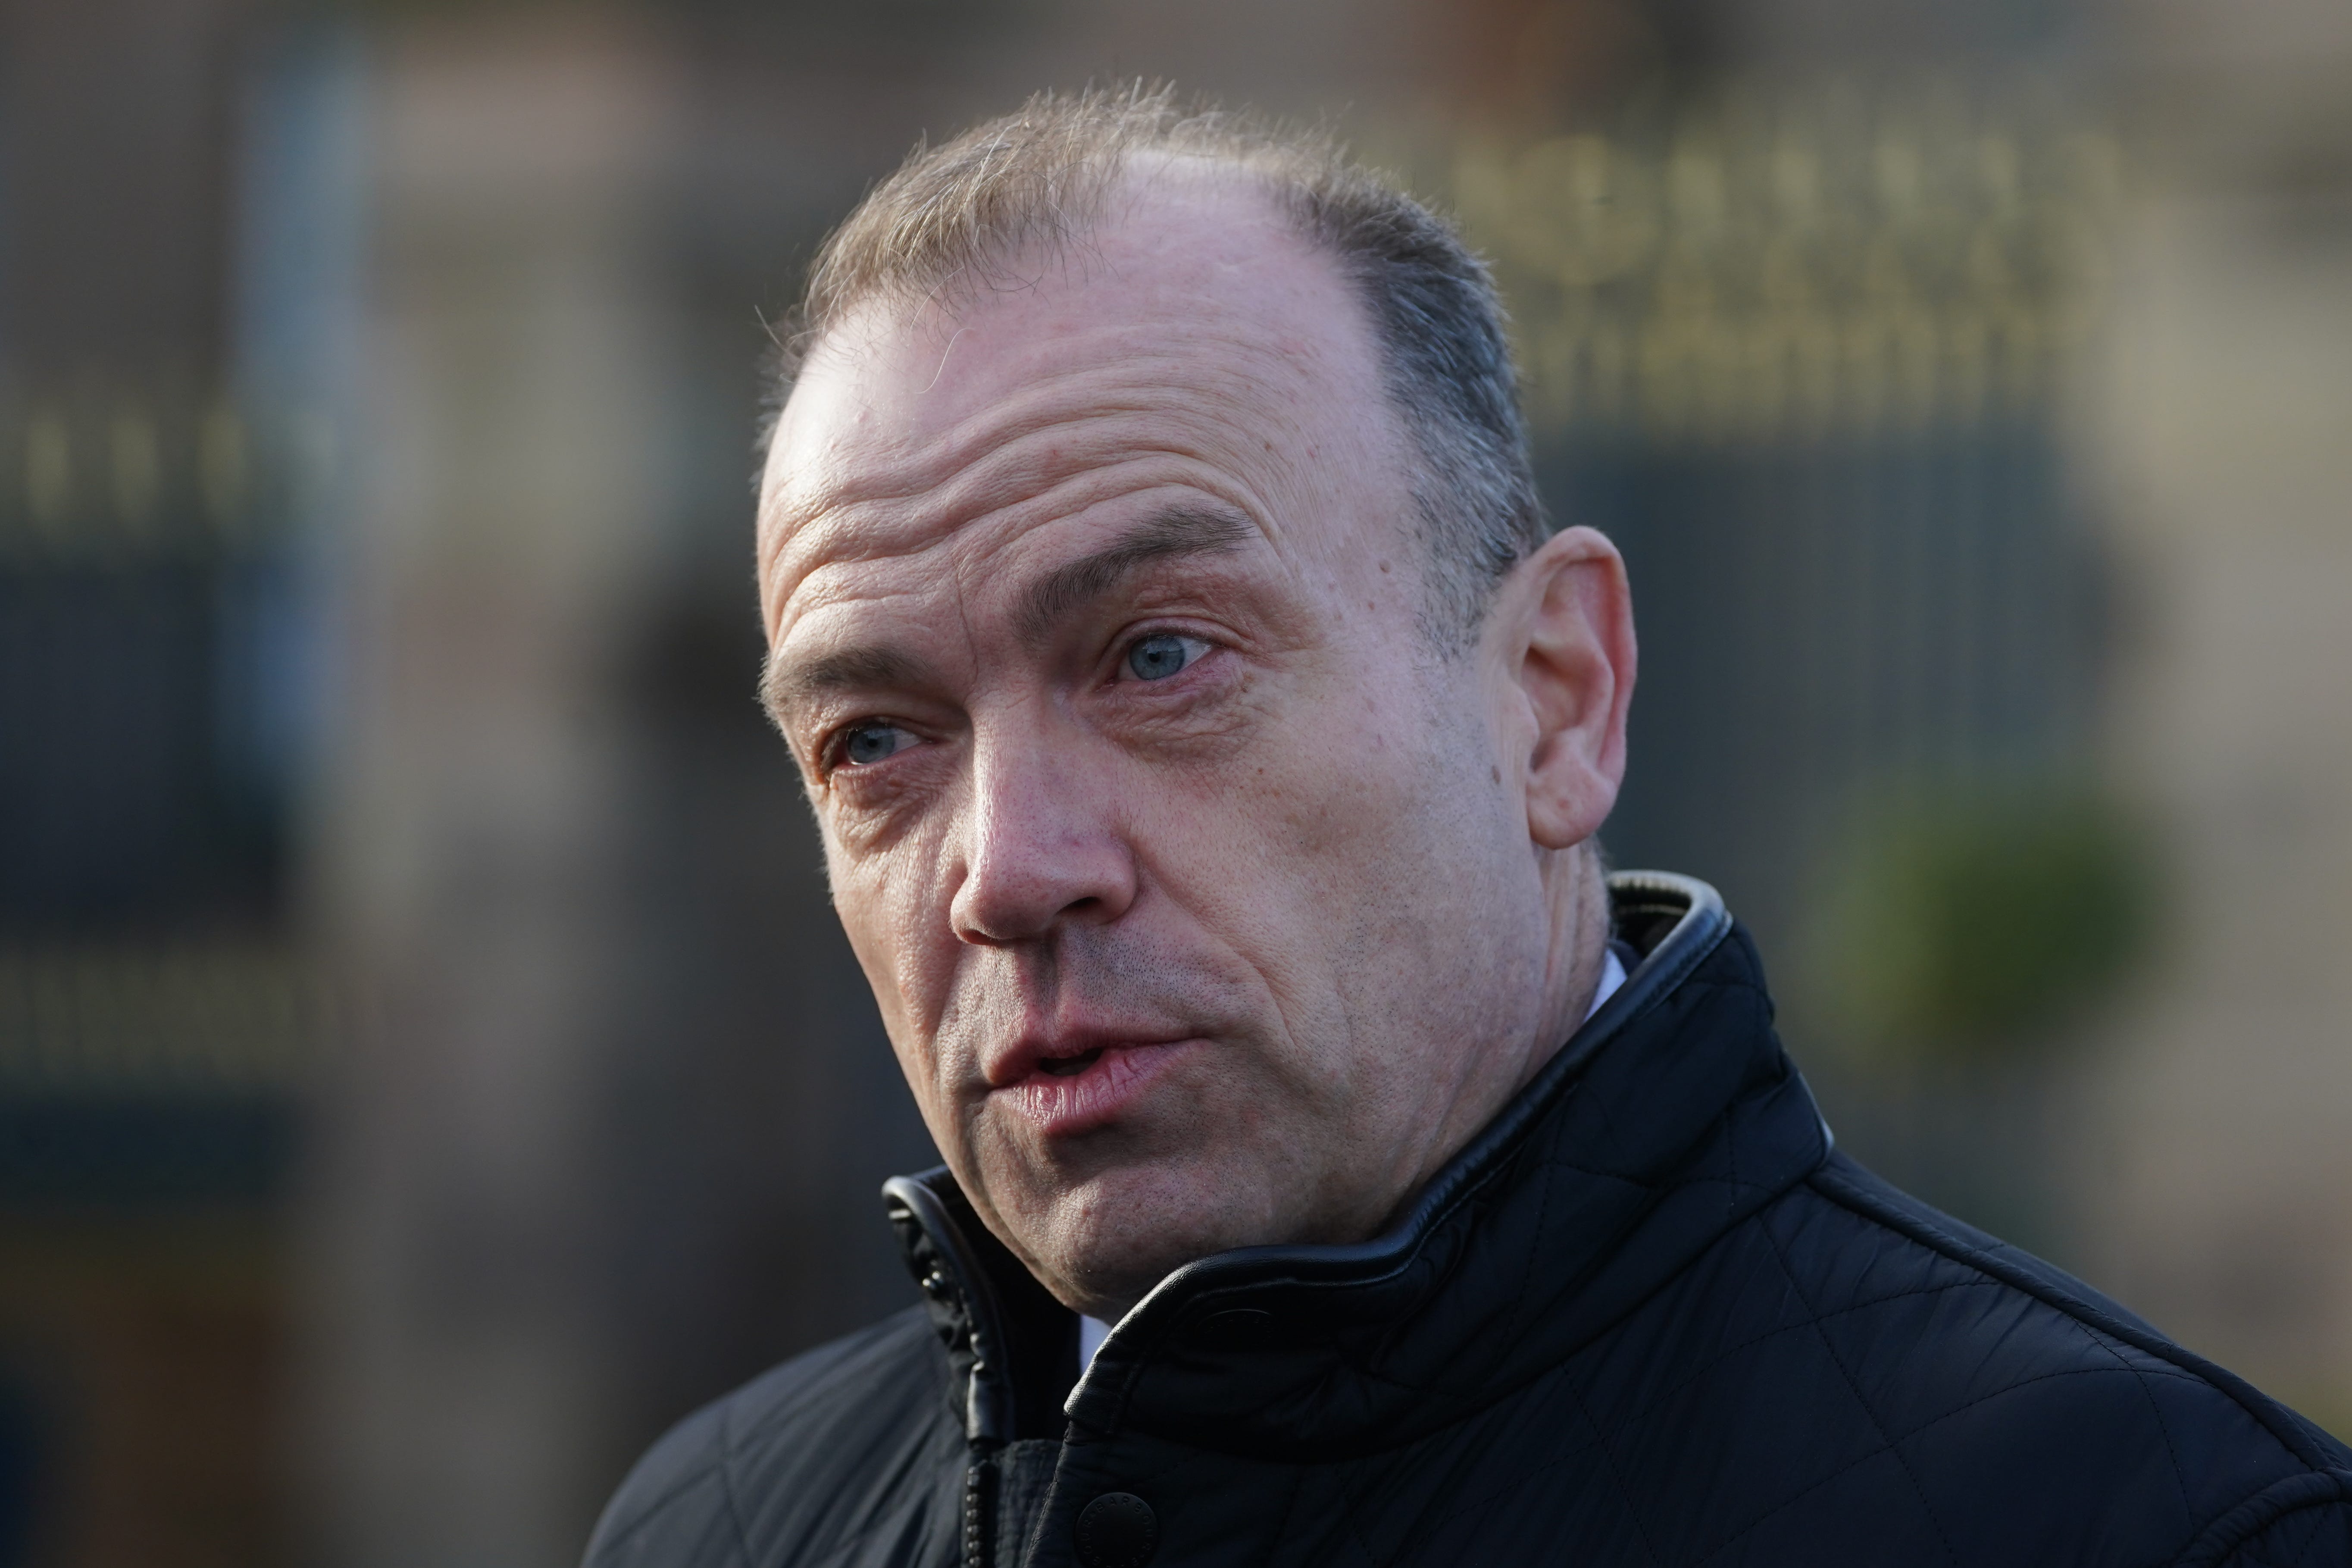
[{"x1": 983, "y1": 1023, "x2": 1192, "y2": 1089}]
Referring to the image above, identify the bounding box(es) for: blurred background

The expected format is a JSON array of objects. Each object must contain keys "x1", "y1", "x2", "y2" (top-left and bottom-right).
[{"x1": 0, "y1": 0, "x2": 2345, "y2": 1561}]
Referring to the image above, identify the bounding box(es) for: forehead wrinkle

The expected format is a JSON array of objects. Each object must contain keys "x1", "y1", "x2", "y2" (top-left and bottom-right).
[
  {"x1": 766, "y1": 400, "x2": 1306, "y2": 644},
  {"x1": 768, "y1": 392, "x2": 1190, "y2": 577},
  {"x1": 773, "y1": 437, "x2": 1242, "y2": 594},
  {"x1": 840, "y1": 400, "x2": 1206, "y2": 535},
  {"x1": 783, "y1": 301, "x2": 1339, "y2": 517},
  {"x1": 760, "y1": 501, "x2": 965, "y2": 648},
  {"x1": 794, "y1": 355, "x2": 1303, "y2": 544}
]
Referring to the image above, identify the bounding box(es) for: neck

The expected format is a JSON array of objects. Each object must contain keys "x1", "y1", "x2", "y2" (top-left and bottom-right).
[
  {"x1": 1522, "y1": 841, "x2": 1614, "y2": 1095},
  {"x1": 1356, "y1": 840, "x2": 1612, "y2": 1246}
]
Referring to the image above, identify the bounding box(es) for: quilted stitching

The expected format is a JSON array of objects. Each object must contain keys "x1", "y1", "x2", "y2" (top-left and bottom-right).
[
  {"x1": 1758, "y1": 1213, "x2": 1964, "y2": 1568},
  {"x1": 1558, "y1": 1362, "x2": 1671, "y2": 1568},
  {"x1": 1356, "y1": 1243, "x2": 1979, "y2": 1552},
  {"x1": 2072, "y1": 1296, "x2": 2199, "y2": 1531}
]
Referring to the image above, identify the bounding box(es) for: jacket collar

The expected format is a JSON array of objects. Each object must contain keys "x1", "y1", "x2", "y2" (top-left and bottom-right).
[{"x1": 885, "y1": 871, "x2": 1832, "y2": 1458}]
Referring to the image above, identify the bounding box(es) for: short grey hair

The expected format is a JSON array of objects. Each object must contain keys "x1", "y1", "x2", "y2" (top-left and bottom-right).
[{"x1": 771, "y1": 83, "x2": 1549, "y2": 645}]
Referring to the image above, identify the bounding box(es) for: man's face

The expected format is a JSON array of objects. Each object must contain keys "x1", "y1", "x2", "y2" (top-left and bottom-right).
[{"x1": 759, "y1": 175, "x2": 1566, "y2": 1316}]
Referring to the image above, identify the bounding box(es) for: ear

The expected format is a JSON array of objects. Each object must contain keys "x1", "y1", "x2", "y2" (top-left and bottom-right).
[{"x1": 1490, "y1": 526, "x2": 1636, "y2": 851}]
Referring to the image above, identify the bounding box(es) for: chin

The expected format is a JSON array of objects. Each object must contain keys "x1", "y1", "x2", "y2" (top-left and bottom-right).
[{"x1": 1027, "y1": 1157, "x2": 1288, "y2": 1314}]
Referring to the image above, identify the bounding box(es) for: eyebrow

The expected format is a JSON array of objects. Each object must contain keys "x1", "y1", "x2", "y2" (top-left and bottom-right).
[
  {"x1": 760, "y1": 503, "x2": 1256, "y2": 720},
  {"x1": 761, "y1": 643, "x2": 935, "y2": 718},
  {"x1": 1013, "y1": 504, "x2": 1253, "y2": 646}
]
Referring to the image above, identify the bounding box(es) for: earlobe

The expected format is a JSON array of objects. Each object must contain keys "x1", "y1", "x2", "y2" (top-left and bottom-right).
[{"x1": 1506, "y1": 527, "x2": 1636, "y2": 851}]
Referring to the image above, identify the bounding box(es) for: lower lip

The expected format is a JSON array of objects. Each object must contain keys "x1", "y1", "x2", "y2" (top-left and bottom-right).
[{"x1": 1001, "y1": 1040, "x2": 1201, "y2": 1136}]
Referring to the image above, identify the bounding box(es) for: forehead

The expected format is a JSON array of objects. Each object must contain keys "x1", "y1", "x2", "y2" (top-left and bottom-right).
[{"x1": 758, "y1": 171, "x2": 1402, "y2": 636}]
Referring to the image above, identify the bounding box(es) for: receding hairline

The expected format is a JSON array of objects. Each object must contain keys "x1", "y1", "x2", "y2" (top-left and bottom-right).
[
  {"x1": 763, "y1": 162, "x2": 1401, "y2": 551},
  {"x1": 791, "y1": 145, "x2": 1361, "y2": 382}
]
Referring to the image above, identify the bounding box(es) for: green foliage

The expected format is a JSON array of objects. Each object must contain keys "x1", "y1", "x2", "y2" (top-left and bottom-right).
[{"x1": 1809, "y1": 783, "x2": 2156, "y2": 1064}]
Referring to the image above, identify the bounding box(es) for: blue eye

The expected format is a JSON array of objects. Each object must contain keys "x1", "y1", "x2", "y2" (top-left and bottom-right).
[
  {"x1": 1126, "y1": 633, "x2": 1206, "y2": 681},
  {"x1": 841, "y1": 723, "x2": 914, "y2": 767}
]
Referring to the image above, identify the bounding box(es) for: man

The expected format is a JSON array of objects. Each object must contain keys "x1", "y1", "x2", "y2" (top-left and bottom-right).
[{"x1": 587, "y1": 89, "x2": 2351, "y2": 1568}]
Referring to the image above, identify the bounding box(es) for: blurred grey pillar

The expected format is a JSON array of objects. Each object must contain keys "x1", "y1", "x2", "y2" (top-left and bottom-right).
[{"x1": 301, "y1": 23, "x2": 682, "y2": 1568}]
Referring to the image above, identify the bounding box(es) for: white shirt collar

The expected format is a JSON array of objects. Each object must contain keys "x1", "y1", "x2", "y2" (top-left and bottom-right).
[{"x1": 1078, "y1": 1307, "x2": 1111, "y2": 1370}]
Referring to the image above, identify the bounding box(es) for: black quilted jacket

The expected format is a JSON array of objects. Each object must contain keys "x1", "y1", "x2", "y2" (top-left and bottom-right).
[{"x1": 586, "y1": 873, "x2": 2352, "y2": 1568}]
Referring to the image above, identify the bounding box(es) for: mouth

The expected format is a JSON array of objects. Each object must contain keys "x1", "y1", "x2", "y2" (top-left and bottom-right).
[{"x1": 993, "y1": 1037, "x2": 1201, "y2": 1137}]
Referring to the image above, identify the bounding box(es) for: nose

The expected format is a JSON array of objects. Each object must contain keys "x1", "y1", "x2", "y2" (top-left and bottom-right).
[{"x1": 948, "y1": 728, "x2": 1138, "y2": 945}]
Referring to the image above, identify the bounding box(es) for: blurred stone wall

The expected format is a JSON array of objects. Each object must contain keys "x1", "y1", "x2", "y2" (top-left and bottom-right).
[
  {"x1": 300, "y1": 23, "x2": 694, "y2": 1564},
  {"x1": 0, "y1": 1, "x2": 319, "y2": 1564},
  {"x1": 2074, "y1": 0, "x2": 2352, "y2": 1433}
]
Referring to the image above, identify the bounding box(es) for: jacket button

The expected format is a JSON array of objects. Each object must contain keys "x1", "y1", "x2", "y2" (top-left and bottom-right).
[{"x1": 1074, "y1": 1491, "x2": 1157, "y2": 1568}]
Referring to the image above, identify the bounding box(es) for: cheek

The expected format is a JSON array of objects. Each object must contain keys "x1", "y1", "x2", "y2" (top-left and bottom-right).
[
  {"x1": 1138, "y1": 669, "x2": 1464, "y2": 994},
  {"x1": 832, "y1": 870, "x2": 976, "y2": 1162},
  {"x1": 1259, "y1": 680, "x2": 1452, "y2": 880},
  {"x1": 826, "y1": 830, "x2": 957, "y2": 1050}
]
